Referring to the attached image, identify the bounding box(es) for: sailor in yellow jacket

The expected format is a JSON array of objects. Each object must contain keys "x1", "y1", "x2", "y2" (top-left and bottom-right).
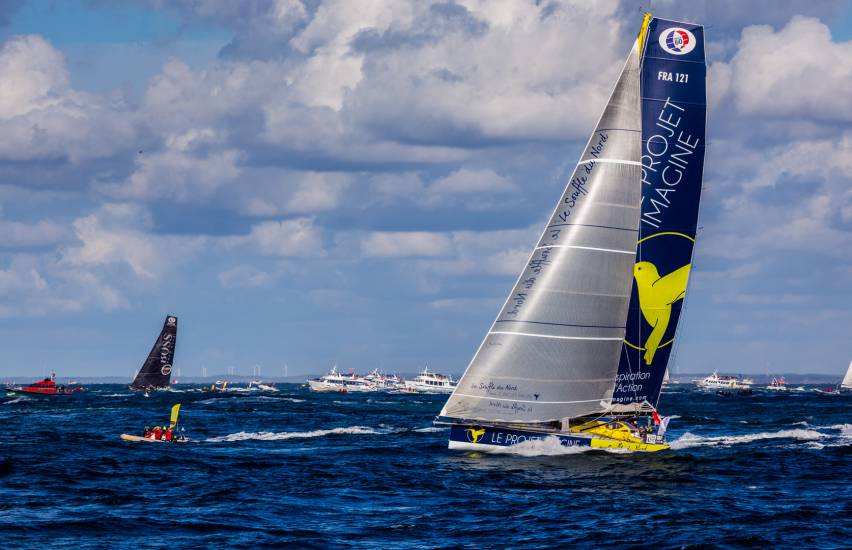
[{"x1": 633, "y1": 261, "x2": 690, "y2": 365}]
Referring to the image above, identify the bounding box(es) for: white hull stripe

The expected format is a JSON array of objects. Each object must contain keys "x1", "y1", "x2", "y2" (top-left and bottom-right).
[
  {"x1": 489, "y1": 331, "x2": 623, "y2": 341},
  {"x1": 534, "y1": 244, "x2": 635, "y2": 255},
  {"x1": 576, "y1": 158, "x2": 643, "y2": 167}
]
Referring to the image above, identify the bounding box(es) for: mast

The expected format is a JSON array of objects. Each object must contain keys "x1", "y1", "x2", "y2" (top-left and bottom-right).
[
  {"x1": 440, "y1": 27, "x2": 645, "y2": 424},
  {"x1": 130, "y1": 315, "x2": 178, "y2": 389},
  {"x1": 611, "y1": 17, "x2": 707, "y2": 410}
]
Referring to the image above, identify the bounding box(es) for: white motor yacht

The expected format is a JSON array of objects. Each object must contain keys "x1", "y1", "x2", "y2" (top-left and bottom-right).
[
  {"x1": 403, "y1": 367, "x2": 457, "y2": 394},
  {"x1": 766, "y1": 377, "x2": 788, "y2": 392},
  {"x1": 363, "y1": 369, "x2": 403, "y2": 391},
  {"x1": 692, "y1": 371, "x2": 753, "y2": 390},
  {"x1": 307, "y1": 367, "x2": 376, "y2": 393}
]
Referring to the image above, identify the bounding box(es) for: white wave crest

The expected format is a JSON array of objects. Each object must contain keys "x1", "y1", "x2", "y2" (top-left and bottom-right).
[
  {"x1": 413, "y1": 426, "x2": 446, "y2": 433},
  {"x1": 670, "y1": 428, "x2": 825, "y2": 449},
  {"x1": 206, "y1": 426, "x2": 380, "y2": 442},
  {"x1": 3, "y1": 396, "x2": 29, "y2": 404}
]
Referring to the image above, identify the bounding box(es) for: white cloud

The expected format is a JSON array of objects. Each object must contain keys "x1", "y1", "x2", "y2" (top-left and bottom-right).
[
  {"x1": 101, "y1": 129, "x2": 243, "y2": 201},
  {"x1": 218, "y1": 265, "x2": 276, "y2": 288},
  {"x1": 61, "y1": 203, "x2": 205, "y2": 279},
  {"x1": 429, "y1": 168, "x2": 515, "y2": 196},
  {"x1": 0, "y1": 255, "x2": 127, "y2": 318},
  {"x1": 222, "y1": 218, "x2": 325, "y2": 257},
  {"x1": 360, "y1": 231, "x2": 453, "y2": 257},
  {"x1": 0, "y1": 218, "x2": 66, "y2": 249},
  {"x1": 237, "y1": 171, "x2": 352, "y2": 216},
  {"x1": 0, "y1": 35, "x2": 135, "y2": 163},
  {"x1": 714, "y1": 16, "x2": 852, "y2": 121}
]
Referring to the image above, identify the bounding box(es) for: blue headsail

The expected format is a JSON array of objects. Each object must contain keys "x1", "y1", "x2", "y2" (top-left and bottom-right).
[{"x1": 611, "y1": 17, "x2": 706, "y2": 407}]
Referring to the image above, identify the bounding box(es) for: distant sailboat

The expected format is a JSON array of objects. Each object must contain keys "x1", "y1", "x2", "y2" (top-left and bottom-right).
[
  {"x1": 130, "y1": 315, "x2": 178, "y2": 391},
  {"x1": 841, "y1": 360, "x2": 852, "y2": 390},
  {"x1": 437, "y1": 14, "x2": 706, "y2": 453}
]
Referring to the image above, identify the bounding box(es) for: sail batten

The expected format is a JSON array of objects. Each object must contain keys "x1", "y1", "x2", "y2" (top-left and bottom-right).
[{"x1": 440, "y1": 40, "x2": 644, "y2": 423}]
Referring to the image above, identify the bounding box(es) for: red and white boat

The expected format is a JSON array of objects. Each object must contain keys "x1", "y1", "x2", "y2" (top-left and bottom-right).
[{"x1": 6, "y1": 373, "x2": 83, "y2": 396}]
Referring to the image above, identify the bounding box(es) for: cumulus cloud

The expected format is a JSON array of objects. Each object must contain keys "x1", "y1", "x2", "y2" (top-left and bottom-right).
[
  {"x1": 237, "y1": 171, "x2": 352, "y2": 216},
  {"x1": 101, "y1": 129, "x2": 242, "y2": 201},
  {"x1": 0, "y1": 218, "x2": 66, "y2": 249},
  {"x1": 712, "y1": 16, "x2": 852, "y2": 121},
  {"x1": 222, "y1": 218, "x2": 325, "y2": 257},
  {"x1": 0, "y1": 255, "x2": 127, "y2": 318},
  {"x1": 61, "y1": 203, "x2": 205, "y2": 279},
  {"x1": 360, "y1": 231, "x2": 452, "y2": 257},
  {"x1": 0, "y1": 35, "x2": 135, "y2": 165},
  {"x1": 218, "y1": 265, "x2": 276, "y2": 288}
]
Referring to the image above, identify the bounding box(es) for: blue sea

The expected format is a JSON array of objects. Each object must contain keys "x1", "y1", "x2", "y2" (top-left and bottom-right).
[{"x1": 1, "y1": 384, "x2": 850, "y2": 549}]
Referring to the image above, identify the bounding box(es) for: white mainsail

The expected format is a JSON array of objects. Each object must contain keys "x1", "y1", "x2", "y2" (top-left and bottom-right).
[
  {"x1": 440, "y1": 41, "x2": 643, "y2": 424},
  {"x1": 841, "y1": 360, "x2": 852, "y2": 389}
]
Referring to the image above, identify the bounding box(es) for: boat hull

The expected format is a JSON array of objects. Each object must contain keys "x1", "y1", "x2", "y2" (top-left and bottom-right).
[
  {"x1": 307, "y1": 380, "x2": 375, "y2": 392},
  {"x1": 120, "y1": 434, "x2": 188, "y2": 443},
  {"x1": 6, "y1": 387, "x2": 77, "y2": 396},
  {"x1": 447, "y1": 424, "x2": 669, "y2": 453}
]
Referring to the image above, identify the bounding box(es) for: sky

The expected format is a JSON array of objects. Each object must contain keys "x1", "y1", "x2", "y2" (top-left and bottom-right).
[{"x1": 0, "y1": 0, "x2": 851, "y2": 379}]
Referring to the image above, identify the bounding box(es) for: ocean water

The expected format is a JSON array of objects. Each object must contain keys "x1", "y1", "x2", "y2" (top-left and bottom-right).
[{"x1": 1, "y1": 384, "x2": 850, "y2": 549}]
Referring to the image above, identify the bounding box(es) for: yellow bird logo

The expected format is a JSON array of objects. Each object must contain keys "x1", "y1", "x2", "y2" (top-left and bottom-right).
[
  {"x1": 633, "y1": 261, "x2": 690, "y2": 365},
  {"x1": 466, "y1": 427, "x2": 486, "y2": 444}
]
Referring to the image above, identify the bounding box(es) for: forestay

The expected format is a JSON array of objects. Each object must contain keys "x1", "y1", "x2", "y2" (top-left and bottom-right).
[{"x1": 440, "y1": 41, "x2": 643, "y2": 424}]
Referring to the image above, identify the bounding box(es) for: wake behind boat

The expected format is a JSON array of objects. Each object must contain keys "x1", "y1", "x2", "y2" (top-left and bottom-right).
[
  {"x1": 130, "y1": 315, "x2": 178, "y2": 391},
  {"x1": 436, "y1": 14, "x2": 706, "y2": 453}
]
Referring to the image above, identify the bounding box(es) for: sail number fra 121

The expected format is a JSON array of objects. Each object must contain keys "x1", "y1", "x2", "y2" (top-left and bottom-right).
[{"x1": 658, "y1": 71, "x2": 688, "y2": 83}]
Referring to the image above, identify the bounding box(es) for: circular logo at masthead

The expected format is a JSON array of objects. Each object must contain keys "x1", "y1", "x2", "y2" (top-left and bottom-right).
[
  {"x1": 161, "y1": 364, "x2": 172, "y2": 376},
  {"x1": 167, "y1": 316, "x2": 176, "y2": 325},
  {"x1": 659, "y1": 27, "x2": 696, "y2": 55}
]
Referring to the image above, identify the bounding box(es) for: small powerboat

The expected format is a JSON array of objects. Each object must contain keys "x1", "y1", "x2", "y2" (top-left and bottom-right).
[{"x1": 6, "y1": 373, "x2": 83, "y2": 396}]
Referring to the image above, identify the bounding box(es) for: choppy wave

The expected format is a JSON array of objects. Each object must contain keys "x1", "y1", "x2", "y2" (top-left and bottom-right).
[
  {"x1": 206, "y1": 426, "x2": 382, "y2": 442},
  {"x1": 3, "y1": 396, "x2": 29, "y2": 404},
  {"x1": 671, "y1": 428, "x2": 825, "y2": 449}
]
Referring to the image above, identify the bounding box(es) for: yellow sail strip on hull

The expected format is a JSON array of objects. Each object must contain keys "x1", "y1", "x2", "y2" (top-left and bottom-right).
[{"x1": 589, "y1": 438, "x2": 669, "y2": 452}]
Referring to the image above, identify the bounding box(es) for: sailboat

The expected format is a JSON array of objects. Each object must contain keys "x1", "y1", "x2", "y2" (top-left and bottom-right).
[
  {"x1": 130, "y1": 315, "x2": 178, "y2": 391},
  {"x1": 436, "y1": 15, "x2": 706, "y2": 453},
  {"x1": 841, "y1": 360, "x2": 852, "y2": 391}
]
